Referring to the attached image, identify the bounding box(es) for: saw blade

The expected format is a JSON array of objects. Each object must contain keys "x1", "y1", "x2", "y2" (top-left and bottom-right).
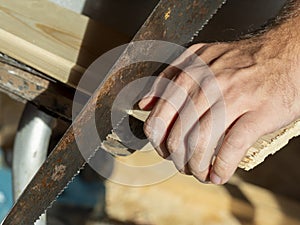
[{"x1": 1, "y1": 0, "x2": 226, "y2": 224}]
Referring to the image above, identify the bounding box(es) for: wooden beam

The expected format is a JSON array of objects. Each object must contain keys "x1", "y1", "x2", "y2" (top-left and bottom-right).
[
  {"x1": 0, "y1": 0, "x2": 130, "y2": 87},
  {"x1": 0, "y1": 61, "x2": 80, "y2": 120}
]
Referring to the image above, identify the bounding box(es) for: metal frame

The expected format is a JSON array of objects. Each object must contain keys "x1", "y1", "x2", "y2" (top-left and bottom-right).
[{"x1": 13, "y1": 103, "x2": 55, "y2": 225}]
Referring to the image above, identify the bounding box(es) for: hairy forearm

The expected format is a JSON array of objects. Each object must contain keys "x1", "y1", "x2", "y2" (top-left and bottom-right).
[
  {"x1": 246, "y1": 0, "x2": 300, "y2": 38},
  {"x1": 275, "y1": 0, "x2": 300, "y2": 72},
  {"x1": 275, "y1": 0, "x2": 300, "y2": 24},
  {"x1": 238, "y1": 0, "x2": 300, "y2": 73},
  {"x1": 271, "y1": 0, "x2": 300, "y2": 33}
]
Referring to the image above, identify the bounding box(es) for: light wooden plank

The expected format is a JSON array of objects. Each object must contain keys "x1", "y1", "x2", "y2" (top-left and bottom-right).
[
  {"x1": 0, "y1": 0, "x2": 129, "y2": 87},
  {"x1": 105, "y1": 153, "x2": 300, "y2": 225}
]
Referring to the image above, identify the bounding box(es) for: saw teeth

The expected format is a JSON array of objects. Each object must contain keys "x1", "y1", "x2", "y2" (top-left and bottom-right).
[
  {"x1": 189, "y1": 0, "x2": 227, "y2": 43},
  {"x1": 33, "y1": 145, "x2": 100, "y2": 224},
  {"x1": 33, "y1": 166, "x2": 84, "y2": 224}
]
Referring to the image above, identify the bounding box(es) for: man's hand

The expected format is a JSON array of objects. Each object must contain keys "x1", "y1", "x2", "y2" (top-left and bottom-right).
[{"x1": 138, "y1": 10, "x2": 300, "y2": 184}]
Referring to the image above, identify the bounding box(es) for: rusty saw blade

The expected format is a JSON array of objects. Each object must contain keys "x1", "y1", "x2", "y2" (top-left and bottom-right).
[{"x1": 2, "y1": 0, "x2": 226, "y2": 224}]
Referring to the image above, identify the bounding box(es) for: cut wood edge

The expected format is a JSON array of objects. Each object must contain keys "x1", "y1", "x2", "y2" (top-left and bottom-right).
[
  {"x1": 239, "y1": 119, "x2": 300, "y2": 170},
  {"x1": 107, "y1": 109, "x2": 300, "y2": 171}
]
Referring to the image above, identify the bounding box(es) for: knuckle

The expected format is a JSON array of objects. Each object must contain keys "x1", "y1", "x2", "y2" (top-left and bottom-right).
[
  {"x1": 172, "y1": 158, "x2": 185, "y2": 172},
  {"x1": 174, "y1": 73, "x2": 187, "y2": 86},
  {"x1": 187, "y1": 160, "x2": 199, "y2": 174},
  {"x1": 143, "y1": 120, "x2": 152, "y2": 138},
  {"x1": 224, "y1": 121, "x2": 259, "y2": 151},
  {"x1": 189, "y1": 167, "x2": 204, "y2": 179},
  {"x1": 208, "y1": 43, "x2": 228, "y2": 55},
  {"x1": 143, "y1": 118, "x2": 164, "y2": 146},
  {"x1": 187, "y1": 132, "x2": 207, "y2": 156},
  {"x1": 223, "y1": 48, "x2": 240, "y2": 59},
  {"x1": 189, "y1": 167, "x2": 209, "y2": 183},
  {"x1": 200, "y1": 76, "x2": 216, "y2": 91},
  {"x1": 223, "y1": 133, "x2": 246, "y2": 151},
  {"x1": 214, "y1": 155, "x2": 231, "y2": 178},
  {"x1": 188, "y1": 43, "x2": 206, "y2": 52},
  {"x1": 187, "y1": 157, "x2": 209, "y2": 183},
  {"x1": 240, "y1": 120, "x2": 257, "y2": 134},
  {"x1": 166, "y1": 136, "x2": 178, "y2": 153},
  {"x1": 174, "y1": 73, "x2": 195, "y2": 91},
  {"x1": 155, "y1": 146, "x2": 169, "y2": 159},
  {"x1": 155, "y1": 150, "x2": 165, "y2": 158},
  {"x1": 187, "y1": 135, "x2": 198, "y2": 153},
  {"x1": 214, "y1": 74, "x2": 228, "y2": 88}
]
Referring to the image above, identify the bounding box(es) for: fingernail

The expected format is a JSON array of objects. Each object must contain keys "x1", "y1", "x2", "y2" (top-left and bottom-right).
[{"x1": 210, "y1": 172, "x2": 222, "y2": 185}]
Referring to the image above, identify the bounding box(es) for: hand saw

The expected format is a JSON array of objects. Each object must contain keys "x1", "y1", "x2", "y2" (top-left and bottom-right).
[{"x1": 1, "y1": 0, "x2": 226, "y2": 224}]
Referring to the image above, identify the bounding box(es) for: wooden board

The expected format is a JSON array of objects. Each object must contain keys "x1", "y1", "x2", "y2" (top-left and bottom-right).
[
  {"x1": 0, "y1": 0, "x2": 129, "y2": 87},
  {"x1": 0, "y1": 61, "x2": 77, "y2": 120},
  {"x1": 105, "y1": 152, "x2": 300, "y2": 225}
]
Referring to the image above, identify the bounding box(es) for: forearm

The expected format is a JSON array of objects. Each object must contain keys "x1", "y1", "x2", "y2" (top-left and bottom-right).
[
  {"x1": 269, "y1": 0, "x2": 300, "y2": 35},
  {"x1": 249, "y1": 0, "x2": 300, "y2": 87},
  {"x1": 269, "y1": 0, "x2": 300, "y2": 84},
  {"x1": 274, "y1": 0, "x2": 300, "y2": 25},
  {"x1": 262, "y1": 0, "x2": 300, "y2": 41},
  {"x1": 246, "y1": 0, "x2": 300, "y2": 41}
]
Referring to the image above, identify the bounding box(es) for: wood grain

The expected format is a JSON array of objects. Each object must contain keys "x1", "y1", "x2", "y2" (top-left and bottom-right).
[
  {"x1": 105, "y1": 155, "x2": 300, "y2": 225},
  {"x1": 0, "y1": 0, "x2": 129, "y2": 87}
]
